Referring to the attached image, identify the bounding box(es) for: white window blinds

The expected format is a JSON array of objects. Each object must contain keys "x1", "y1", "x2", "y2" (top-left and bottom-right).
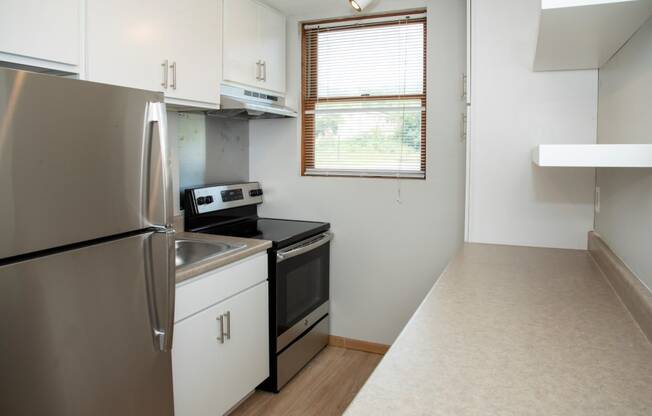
[{"x1": 302, "y1": 11, "x2": 427, "y2": 178}]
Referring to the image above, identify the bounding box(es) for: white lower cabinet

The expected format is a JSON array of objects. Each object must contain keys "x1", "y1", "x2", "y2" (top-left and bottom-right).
[{"x1": 173, "y1": 279, "x2": 269, "y2": 416}]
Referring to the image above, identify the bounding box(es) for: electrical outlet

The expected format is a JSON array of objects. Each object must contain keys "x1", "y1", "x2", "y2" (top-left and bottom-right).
[{"x1": 595, "y1": 187, "x2": 600, "y2": 214}]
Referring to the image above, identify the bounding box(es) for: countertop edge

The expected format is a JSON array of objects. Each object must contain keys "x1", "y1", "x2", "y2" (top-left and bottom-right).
[{"x1": 175, "y1": 232, "x2": 272, "y2": 284}]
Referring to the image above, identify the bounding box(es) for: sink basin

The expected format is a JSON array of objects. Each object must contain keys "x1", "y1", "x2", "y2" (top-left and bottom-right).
[{"x1": 175, "y1": 239, "x2": 246, "y2": 268}]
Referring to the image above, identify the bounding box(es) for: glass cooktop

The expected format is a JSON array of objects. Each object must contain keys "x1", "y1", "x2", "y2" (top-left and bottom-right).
[{"x1": 201, "y1": 218, "x2": 330, "y2": 249}]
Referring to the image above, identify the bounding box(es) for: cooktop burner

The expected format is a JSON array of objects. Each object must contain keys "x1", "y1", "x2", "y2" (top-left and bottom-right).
[{"x1": 200, "y1": 218, "x2": 330, "y2": 249}]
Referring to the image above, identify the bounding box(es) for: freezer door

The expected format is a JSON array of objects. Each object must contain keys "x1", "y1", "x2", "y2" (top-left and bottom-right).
[
  {"x1": 0, "y1": 230, "x2": 175, "y2": 416},
  {"x1": 0, "y1": 68, "x2": 173, "y2": 259}
]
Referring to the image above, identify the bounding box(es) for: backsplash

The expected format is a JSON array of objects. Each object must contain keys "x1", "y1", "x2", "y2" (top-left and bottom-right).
[{"x1": 168, "y1": 112, "x2": 249, "y2": 214}]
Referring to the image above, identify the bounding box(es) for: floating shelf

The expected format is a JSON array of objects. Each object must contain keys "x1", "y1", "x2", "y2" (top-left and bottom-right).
[
  {"x1": 534, "y1": 0, "x2": 652, "y2": 71},
  {"x1": 533, "y1": 144, "x2": 652, "y2": 167}
]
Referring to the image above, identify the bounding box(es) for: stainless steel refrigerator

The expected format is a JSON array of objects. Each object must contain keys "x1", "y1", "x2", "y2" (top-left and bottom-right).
[{"x1": 0, "y1": 68, "x2": 176, "y2": 416}]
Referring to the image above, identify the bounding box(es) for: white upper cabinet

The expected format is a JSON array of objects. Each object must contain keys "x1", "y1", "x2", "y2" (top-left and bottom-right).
[
  {"x1": 534, "y1": 0, "x2": 652, "y2": 71},
  {"x1": 86, "y1": 0, "x2": 165, "y2": 93},
  {"x1": 161, "y1": 0, "x2": 220, "y2": 108},
  {"x1": 0, "y1": 0, "x2": 81, "y2": 73},
  {"x1": 223, "y1": 0, "x2": 287, "y2": 94},
  {"x1": 222, "y1": 0, "x2": 261, "y2": 88},
  {"x1": 257, "y1": 5, "x2": 287, "y2": 94},
  {"x1": 86, "y1": 0, "x2": 219, "y2": 109}
]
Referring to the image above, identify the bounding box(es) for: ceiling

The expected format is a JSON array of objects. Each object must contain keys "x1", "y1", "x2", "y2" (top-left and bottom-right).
[{"x1": 261, "y1": 0, "x2": 427, "y2": 19}]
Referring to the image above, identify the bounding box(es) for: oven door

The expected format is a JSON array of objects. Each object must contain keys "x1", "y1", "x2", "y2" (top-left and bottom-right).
[{"x1": 275, "y1": 232, "x2": 331, "y2": 351}]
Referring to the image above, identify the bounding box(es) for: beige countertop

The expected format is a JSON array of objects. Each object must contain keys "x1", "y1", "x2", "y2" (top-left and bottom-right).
[
  {"x1": 345, "y1": 243, "x2": 652, "y2": 415},
  {"x1": 175, "y1": 232, "x2": 272, "y2": 284}
]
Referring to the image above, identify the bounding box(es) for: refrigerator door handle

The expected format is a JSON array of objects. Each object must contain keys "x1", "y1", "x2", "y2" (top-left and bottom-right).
[
  {"x1": 162, "y1": 228, "x2": 175, "y2": 351},
  {"x1": 144, "y1": 102, "x2": 173, "y2": 228},
  {"x1": 145, "y1": 228, "x2": 176, "y2": 352}
]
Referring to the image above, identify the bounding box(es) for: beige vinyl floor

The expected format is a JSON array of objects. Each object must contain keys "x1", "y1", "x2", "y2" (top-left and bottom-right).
[{"x1": 229, "y1": 347, "x2": 382, "y2": 416}]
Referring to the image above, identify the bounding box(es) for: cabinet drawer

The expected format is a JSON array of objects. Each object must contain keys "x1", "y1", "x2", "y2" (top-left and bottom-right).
[{"x1": 175, "y1": 252, "x2": 267, "y2": 322}]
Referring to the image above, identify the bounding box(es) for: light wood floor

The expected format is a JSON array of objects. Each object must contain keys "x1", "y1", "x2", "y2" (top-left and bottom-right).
[{"x1": 229, "y1": 347, "x2": 382, "y2": 416}]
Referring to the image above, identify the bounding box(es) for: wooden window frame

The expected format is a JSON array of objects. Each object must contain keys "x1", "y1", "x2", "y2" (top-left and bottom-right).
[{"x1": 301, "y1": 10, "x2": 428, "y2": 180}]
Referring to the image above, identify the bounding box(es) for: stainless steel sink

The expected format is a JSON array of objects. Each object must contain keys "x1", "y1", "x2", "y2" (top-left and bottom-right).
[{"x1": 175, "y1": 239, "x2": 246, "y2": 268}]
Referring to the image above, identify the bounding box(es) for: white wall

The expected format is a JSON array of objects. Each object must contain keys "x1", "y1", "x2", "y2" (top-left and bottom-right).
[
  {"x1": 467, "y1": 0, "x2": 598, "y2": 249},
  {"x1": 595, "y1": 17, "x2": 652, "y2": 291},
  {"x1": 249, "y1": 0, "x2": 467, "y2": 345}
]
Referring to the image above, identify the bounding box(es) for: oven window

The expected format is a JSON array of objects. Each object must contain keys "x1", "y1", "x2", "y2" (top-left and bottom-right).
[
  {"x1": 285, "y1": 260, "x2": 323, "y2": 324},
  {"x1": 276, "y1": 241, "x2": 329, "y2": 334}
]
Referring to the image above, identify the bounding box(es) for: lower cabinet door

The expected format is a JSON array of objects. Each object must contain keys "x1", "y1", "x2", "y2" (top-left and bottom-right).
[
  {"x1": 172, "y1": 298, "x2": 226, "y2": 416},
  {"x1": 172, "y1": 281, "x2": 269, "y2": 416},
  {"x1": 217, "y1": 281, "x2": 270, "y2": 412}
]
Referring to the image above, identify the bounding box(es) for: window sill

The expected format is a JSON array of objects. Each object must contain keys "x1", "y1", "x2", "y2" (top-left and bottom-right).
[{"x1": 303, "y1": 169, "x2": 426, "y2": 180}]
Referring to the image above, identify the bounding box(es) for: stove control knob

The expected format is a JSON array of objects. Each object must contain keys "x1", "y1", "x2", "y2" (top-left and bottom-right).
[
  {"x1": 205, "y1": 196, "x2": 214, "y2": 204},
  {"x1": 249, "y1": 189, "x2": 262, "y2": 197},
  {"x1": 197, "y1": 197, "x2": 206, "y2": 205}
]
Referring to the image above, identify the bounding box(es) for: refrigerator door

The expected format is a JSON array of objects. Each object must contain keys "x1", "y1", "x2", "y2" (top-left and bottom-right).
[
  {"x1": 0, "y1": 230, "x2": 175, "y2": 416},
  {"x1": 0, "y1": 68, "x2": 173, "y2": 259}
]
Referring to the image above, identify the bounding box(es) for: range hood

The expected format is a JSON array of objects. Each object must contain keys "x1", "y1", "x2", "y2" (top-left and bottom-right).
[{"x1": 208, "y1": 84, "x2": 297, "y2": 120}]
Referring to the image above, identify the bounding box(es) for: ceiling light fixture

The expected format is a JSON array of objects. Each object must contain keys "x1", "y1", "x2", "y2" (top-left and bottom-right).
[{"x1": 349, "y1": 0, "x2": 373, "y2": 12}]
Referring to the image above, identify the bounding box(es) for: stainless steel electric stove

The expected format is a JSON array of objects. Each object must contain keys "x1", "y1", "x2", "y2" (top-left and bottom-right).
[{"x1": 184, "y1": 182, "x2": 331, "y2": 392}]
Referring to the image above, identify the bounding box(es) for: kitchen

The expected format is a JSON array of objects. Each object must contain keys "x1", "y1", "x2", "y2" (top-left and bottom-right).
[{"x1": 1, "y1": 0, "x2": 651, "y2": 415}]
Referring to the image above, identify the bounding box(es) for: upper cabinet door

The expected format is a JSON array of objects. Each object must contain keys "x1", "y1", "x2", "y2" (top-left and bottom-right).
[
  {"x1": 0, "y1": 0, "x2": 80, "y2": 72},
  {"x1": 223, "y1": 0, "x2": 260, "y2": 88},
  {"x1": 87, "y1": 0, "x2": 219, "y2": 108},
  {"x1": 257, "y1": 4, "x2": 286, "y2": 94},
  {"x1": 162, "y1": 0, "x2": 220, "y2": 107},
  {"x1": 86, "y1": 0, "x2": 166, "y2": 92}
]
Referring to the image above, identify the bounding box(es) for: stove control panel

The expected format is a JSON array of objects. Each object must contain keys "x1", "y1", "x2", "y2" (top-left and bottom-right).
[{"x1": 188, "y1": 182, "x2": 263, "y2": 214}]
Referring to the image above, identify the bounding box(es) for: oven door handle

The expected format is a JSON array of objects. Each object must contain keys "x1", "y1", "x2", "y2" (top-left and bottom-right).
[{"x1": 276, "y1": 232, "x2": 332, "y2": 263}]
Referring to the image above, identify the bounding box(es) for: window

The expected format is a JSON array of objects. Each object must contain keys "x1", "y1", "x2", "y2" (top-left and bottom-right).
[{"x1": 302, "y1": 11, "x2": 427, "y2": 179}]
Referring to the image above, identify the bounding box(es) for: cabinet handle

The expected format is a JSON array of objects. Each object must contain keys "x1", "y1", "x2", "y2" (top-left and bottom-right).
[
  {"x1": 224, "y1": 311, "x2": 231, "y2": 340},
  {"x1": 161, "y1": 59, "x2": 168, "y2": 89},
  {"x1": 216, "y1": 314, "x2": 225, "y2": 344},
  {"x1": 256, "y1": 60, "x2": 262, "y2": 81},
  {"x1": 170, "y1": 61, "x2": 177, "y2": 90},
  {"x1": 461, "y1": 73, "x2": 467, "y2": 100},
  {"x1": 262, "y1": 61, "x2": 267, "y2": 82},
  {"x1": 461, "y1": 113, "x2": 468, "y2": 141}
]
